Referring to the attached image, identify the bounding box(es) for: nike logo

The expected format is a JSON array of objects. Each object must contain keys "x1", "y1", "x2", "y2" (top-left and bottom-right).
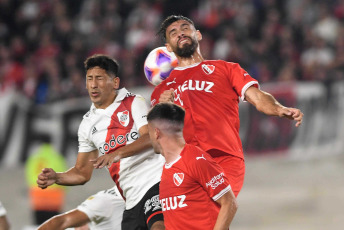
[
  {"x1": 166, "y1": 78, "x2": 176, "y2": 86},
  {"x1": 196, "y1": 154, "x2": 206, "y2": 160}
]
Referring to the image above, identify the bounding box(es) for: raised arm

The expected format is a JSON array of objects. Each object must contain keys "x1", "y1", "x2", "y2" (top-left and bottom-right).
[
  {"x1": 37, "y1": 150, "x2": 98, "y2": 188},
  {"x1": 244, "y1": 86, "x2": 303, "y2": 127},
  {"x1": 213, "y1": 190, "x2": 238, "y2": 230}
]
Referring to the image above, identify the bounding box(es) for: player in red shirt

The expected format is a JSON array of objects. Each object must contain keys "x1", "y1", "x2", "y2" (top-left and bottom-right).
[
  {"x1": 147, "y1": 103, "x2": 238, "y2": 230},
  {"x1": 151, "y1": 15, "x2": 304, "y2": 197}
]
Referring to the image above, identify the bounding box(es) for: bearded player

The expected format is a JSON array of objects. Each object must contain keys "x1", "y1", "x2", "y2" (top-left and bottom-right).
[{"x1": 151, "y1": 15, "x2": 304, "y2": 197}]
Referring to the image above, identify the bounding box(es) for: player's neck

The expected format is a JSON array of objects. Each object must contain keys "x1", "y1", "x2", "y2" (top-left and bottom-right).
[
  {"x1": 177, "y1": 50, "x2": 204, "y2": 68},
  {"x1": 162, "y1": 138, "x2": 185, "y2": 164}
]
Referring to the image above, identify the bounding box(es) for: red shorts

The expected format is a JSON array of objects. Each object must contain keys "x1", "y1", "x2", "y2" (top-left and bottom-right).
[{"x1": 211, "y1": 154, "x2": 245, "y2": 197}]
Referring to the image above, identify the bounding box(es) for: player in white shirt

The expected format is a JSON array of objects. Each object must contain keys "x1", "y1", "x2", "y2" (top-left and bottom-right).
[
  {"x1": 37, "y1": 186, "x2": 125, "y2": 230},
  {"x1": 37, "y1": 54, "x2": 165, "y2": 230}
]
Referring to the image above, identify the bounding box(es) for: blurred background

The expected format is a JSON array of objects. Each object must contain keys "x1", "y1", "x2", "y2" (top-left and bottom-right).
[{"x1": 0, "y1": 0, "x2": 343, "y2": 229}]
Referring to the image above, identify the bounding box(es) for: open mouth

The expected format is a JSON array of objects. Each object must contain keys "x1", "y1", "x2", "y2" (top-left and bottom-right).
[
  {"x1": 91, "y1": 92, "x2": 100, "y2": 97},
  {"x1": 178, "y1": 37, "x2": 190, "y2": 46}
]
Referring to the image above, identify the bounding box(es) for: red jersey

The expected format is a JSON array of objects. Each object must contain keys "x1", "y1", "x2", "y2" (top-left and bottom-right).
[
  {"x1": 151, "y1": 60, "x2": 259, "y2": 159},
  {"x1": 159, "y1": 144, "x2": 231, "y2": 230}
]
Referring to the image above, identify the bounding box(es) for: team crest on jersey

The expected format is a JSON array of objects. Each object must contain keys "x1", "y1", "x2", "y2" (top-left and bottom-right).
[
  {"x1": 173, "y1": 173, "x2": 184, "y2": 186},
  {"x1": 202, "y1": 64, "x2": 215, "y2": 75},
  {"x1": 117, "y1": 110, "x2": 130, "y2": 127}
]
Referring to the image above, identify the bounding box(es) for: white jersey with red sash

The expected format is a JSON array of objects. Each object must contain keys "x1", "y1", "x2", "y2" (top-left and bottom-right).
[{"x1": 78, "y1": 88, "x2": 165, "y2": 209}]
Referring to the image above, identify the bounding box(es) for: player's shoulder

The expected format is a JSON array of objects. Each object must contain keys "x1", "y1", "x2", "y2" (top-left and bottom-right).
[
  {"x1": 182, "y1": 144, "x2": 210, "y2": 163},
  {"x1": 124, "y1": 90, "x2": 137, "y2": 98},
  {"x1": 134, "y1": 94, "x2": 146, "y2": 102},
  {"x1": 120, "y1": 90, "x2": 148, "y2": 108},
  {"x1": 153, "y1": 78, "x2": 169, "y2": 92},
  {"x1": 81, "y1": 106, "x2": 96, "y2": 121},
  {"x1": 205, "y1": 59, "x2": 239, "y2": 67},
  {"x1": 151, "y1": 78, "x2": 169, "y2": 104},
  {"x1": 79, "y1": 109, "x2": 93, "y2": 129}
]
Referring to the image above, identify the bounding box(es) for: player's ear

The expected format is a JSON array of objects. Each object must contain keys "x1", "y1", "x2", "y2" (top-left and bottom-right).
[
  {"x1": 155, "y1": 128, "x2": 161, "y2": 140},
  {"x1": 165, "y1": 43, "x2": 173, "y2": 53},
  {"x1": 196, "y1": 30, "x2": 202, "y2": 42},
  {"x1": 113, "y1": 77, "x2": 120, "y2": 89}
]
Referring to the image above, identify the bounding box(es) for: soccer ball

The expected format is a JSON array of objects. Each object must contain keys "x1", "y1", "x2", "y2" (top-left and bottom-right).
[{"x1": 144, "y1": 46, "x2": 178, "y2": 86}]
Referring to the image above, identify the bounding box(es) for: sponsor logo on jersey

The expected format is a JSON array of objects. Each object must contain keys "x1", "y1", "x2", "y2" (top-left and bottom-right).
[
  {"x1": 178, "y1": 80, "x2": 214, "y2": 93},
  {"x1": 206, "y1": 172, "x2": 225, "y2": 189},
  {"x1": 196, "y1": 154, "x2": 206, "y2": 160},
  {"x1": 98, "y1": 132, "x2": 139, "y2": 154},
  {"x1": 125, "y1": 92, "x2": 135, "y2": 97},
  {"x1": 173, "y1": 88, "x2": 184, "y2": 106},
  {"x1": 144, "y1": 195, "x2": 161, "y2": 214},
  {"x1": 91, "y1": 126, "x2": 97, "y2": 135},
  {"x1": 202, "y1": 64, "x2": 215, "y2": 75},
  {"x1": 160, "y1": 195, "x2": 188, "y2": 211},
  {"x1": 117, "y1": 110, "x2": 130, "y2": 127},
  {"x1": 166, "y1": 78, "x2": 176, "y2": 86},
  {"x1": 173, "y1": 80, "x2": 214, "y2": 106},
  {"x1": 173, "y1": 173, "x2": 184, "y2": 186}
]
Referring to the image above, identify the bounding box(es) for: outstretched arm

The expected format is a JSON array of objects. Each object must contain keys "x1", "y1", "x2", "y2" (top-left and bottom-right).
[
  {"x1": 244, "y1": 86, "x2": 304, "y2": 127},
  {"x1": 213, "y1": 189, "x2": 238, "y2": 230},
  {"x1": 37, "y1": 209, "x2": 90, "y2": 230},
  {"x1": 37, "y1": 150, "x2": 98, "y2": 188}
]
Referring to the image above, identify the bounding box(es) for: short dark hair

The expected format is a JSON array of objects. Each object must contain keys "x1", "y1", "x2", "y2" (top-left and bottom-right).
[
  {"x1": 157, "y1": 15, "x2": 195, "y2": 41},
  {"x1": 147, "y1": 103, "x2": 185, "y2": 126},
  {"x1": 84, "y1": 54, "x2": 119, "y2": 78}
]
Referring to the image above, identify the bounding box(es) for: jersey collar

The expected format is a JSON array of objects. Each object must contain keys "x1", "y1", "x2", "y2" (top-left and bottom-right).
[
  {"x1": 165, "y1": 155, "x2": 181, "y2": 169},
  {"x1": 174, "y1": 62, "x2": 201, "y2": 70},
  {"x1": 90, "y1": 88, "x2": 129, "y2": 113}
]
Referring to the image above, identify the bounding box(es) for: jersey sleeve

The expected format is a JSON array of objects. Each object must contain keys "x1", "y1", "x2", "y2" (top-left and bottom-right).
[
  {"x1": 150, "y1": 86, "x2": 162, "y2": 107},
  {"x1": 188, "y1": 149, "x2": 231, "y2": 201},
  {"x1": 225, "y1": 62, "x2": 259, "y2": 102},
  {"x1": 77, "y1": 190, "x2": 125, "y2": 221},
  {"x1": 131, "y1": 95, "x2": 149, "y2": 131},
  {"x1": 78, "y1": 119, "x2": 97, "y2": 153}
]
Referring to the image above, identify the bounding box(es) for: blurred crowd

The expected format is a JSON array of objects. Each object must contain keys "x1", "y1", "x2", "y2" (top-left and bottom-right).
[{"x1": 0, "y1": 0, "x2": 343, "y2": 104}]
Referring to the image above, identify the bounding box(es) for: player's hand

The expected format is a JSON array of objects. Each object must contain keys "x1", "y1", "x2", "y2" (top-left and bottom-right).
[
  {"x1": 37, "y1": 168, "x2": 57, "y2": 189},
  {"x1": 278, "y1": 107, "x2": 304, "y2": 127},
  {"x1": 159, "y1": 89, "x2": 174, "y2": 103},
  {"x1": 90, "y1": 152, "x2": 120, "y2": 169}
]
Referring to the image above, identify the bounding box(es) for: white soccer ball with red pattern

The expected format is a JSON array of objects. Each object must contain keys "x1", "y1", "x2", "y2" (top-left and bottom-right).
[{"x1": 144, "y1": 47, "x2": 178, "y2": 86}]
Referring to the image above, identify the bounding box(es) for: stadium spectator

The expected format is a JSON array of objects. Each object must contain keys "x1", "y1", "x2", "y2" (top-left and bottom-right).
[{"x1": 0, "y1": 0, "x2": 342, "y2": 104}]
